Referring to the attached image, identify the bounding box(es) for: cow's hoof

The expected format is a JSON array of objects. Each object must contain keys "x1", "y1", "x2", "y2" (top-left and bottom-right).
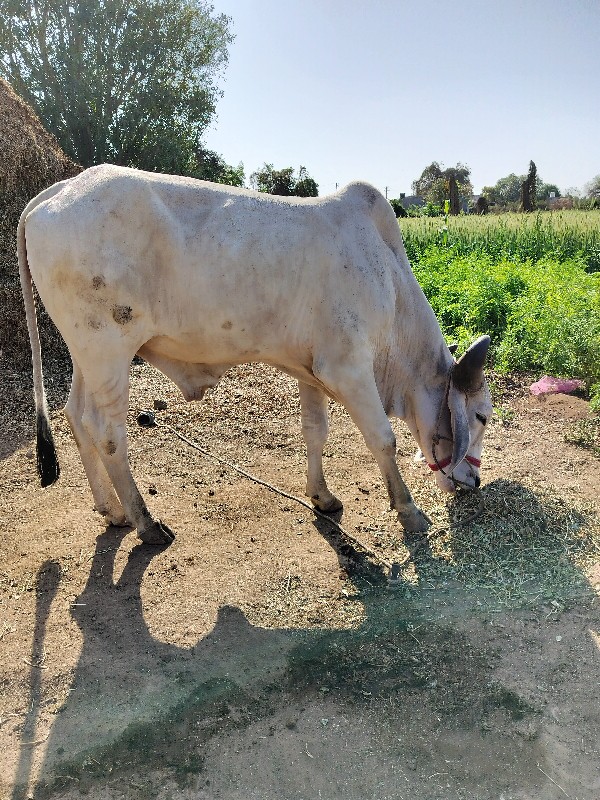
[
  {"x1": 311, "y1": 494, "x2": 343, "y2": 514},
  {"x1": 138, "y1": 520, "x2": 176, "y2": 545},
  {"x1": 398, "y1": 507, "x2": 431, "y2": 533}
]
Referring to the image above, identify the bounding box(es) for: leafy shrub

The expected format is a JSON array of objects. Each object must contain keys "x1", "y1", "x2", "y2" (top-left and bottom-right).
[{"x1": 411, "y1": 251, "x2": 600, "y2": 389}]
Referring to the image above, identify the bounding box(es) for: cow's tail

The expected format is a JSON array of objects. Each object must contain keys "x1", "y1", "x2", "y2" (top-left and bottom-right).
[{"x1": 17, "y1": 188, "x2": 64, "y2": 487}]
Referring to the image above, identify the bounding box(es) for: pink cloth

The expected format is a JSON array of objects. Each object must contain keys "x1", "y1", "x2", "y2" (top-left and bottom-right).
[{"x1": 529, "y1": 376, "x2": 585, "y2": 396}]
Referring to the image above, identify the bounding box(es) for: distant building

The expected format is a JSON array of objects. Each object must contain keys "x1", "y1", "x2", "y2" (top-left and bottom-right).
[{"x1": 397, "y1": 194, "x2": 425, "y2": 210}]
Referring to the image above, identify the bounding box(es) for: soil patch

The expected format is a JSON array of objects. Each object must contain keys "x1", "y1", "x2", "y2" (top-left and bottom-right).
[{"x1": 1, "y1": 362, "x2": 599, "y2": 800}]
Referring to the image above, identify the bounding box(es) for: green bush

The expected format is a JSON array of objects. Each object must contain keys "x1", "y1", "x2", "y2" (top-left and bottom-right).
[{"x1": 412, "y1": 250, "x2": 600, "y2": 389}]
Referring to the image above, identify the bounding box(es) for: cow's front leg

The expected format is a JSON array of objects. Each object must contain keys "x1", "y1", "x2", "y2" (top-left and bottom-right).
[
  {"x1": 79, "y1": 362, "x2": 175, "y2": 545},
  {"x1": 298, "y1": 381, "x2": 342, "y2": 513},
  {"x1": 315, "y1": 358, "x2": 430, "y2": 533}
]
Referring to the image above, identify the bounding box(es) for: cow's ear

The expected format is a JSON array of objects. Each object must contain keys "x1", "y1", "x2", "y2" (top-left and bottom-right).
[
  {"x1": 448, "y1": 342, "x2": 458, "y2": 355},
  {"x1": 448, "y1": 383, "x2": 470, "y2": 469},
  {"x1": 452, "y1": 335, "x2": 490, "y2": 393}
]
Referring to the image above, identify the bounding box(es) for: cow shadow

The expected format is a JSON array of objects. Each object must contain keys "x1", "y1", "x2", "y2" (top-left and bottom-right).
[
  {"x1": 438, "y1": 478, "x2": 594, "y2": 606},
  {"x1": 10, "y1": 562, "x2": 61, "y2": 800},
  {"x1": 12, "y1": 482, "x2": 599, "y2": 799}
]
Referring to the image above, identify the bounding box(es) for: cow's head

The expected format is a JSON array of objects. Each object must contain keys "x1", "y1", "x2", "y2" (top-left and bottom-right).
[{"x1": 422, "y1": 336, "x2": 493, "y2": 493}]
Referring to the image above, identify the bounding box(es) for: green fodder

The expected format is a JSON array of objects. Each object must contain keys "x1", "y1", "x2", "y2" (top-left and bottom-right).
[
  {"x1": 400, "y1": 210, "x2": 600, "y2": 272},
  {"x1": 411, "y1": 251, "x2": 600, "y2": 391},
  {"x1": 420, "y1": 479, "x2": 600, "y2": 610}
]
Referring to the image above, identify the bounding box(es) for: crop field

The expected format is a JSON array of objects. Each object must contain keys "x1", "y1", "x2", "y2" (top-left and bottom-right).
[
  {"x1": 399, "y1": 210, "x2": 600, "y2": 406},
  {"x1": 400, "y1": 209, "x2": 600, "y2": 270}
]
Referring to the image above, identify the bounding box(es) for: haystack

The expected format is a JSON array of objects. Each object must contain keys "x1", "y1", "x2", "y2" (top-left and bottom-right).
[{"x1": 0, "y1": 77, "x2": 80, "y2": 371}]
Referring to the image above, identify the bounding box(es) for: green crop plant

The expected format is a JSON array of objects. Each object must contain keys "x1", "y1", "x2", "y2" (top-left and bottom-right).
[
  {"x1": 400, "y1": 210, "x2": 600, "y2": 272},
  {"x1": 411, "y1": 251, "x2": 600, "y2": 391}
]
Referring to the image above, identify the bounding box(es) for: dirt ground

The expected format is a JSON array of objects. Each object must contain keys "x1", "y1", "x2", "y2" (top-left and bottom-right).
[{"x1": 1, "y1": 360, "x2": 599, "y2": 800}]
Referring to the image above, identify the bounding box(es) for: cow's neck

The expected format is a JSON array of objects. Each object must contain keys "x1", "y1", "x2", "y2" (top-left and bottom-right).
[{"x1": 376, "y1": 293, "x2": 452, "y2": 424}]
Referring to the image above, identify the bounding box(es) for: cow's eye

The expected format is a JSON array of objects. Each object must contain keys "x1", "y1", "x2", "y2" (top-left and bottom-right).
[{"x1": 475, "y1": 413, "x2": 487, "y2": 425}]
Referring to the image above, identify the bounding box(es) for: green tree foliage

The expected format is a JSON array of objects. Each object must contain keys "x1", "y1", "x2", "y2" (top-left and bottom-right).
[
  {"x1": 194, "y1": 148, "x2": 245, "y2": 186},
  {"x1": 482, "y1": 174, "x2": 523, "y2": 206},
  {"x1": 388, "y1": 198, "x2": 408, "y2": 218},
  {"x1": 474, "y1": 196, "x2": 489, "y2": 215},
  {"x1": 520, "y1": 161, "x2": 537, "y2": 212},
  {"x1": 294, "y1": 167, "x2": 319, "y2": 198},
  {"x1": 483, "y1": 171, "x2": 561, "y2": 209},
  {"x1": 448, "y1": 174, "x2": 460, "y2": 215},
  {"x1": 0, "y1": 0, "x2": 233, "y2": 173},
  {"x1": 250, "y1": 164, "x2": 318, "y2": 197},
  {"x1": 411, "y1": 162, "x2": 473, "y2": 214},
  {"x1": 585, "y1": 175, "x2": 600, "y2": 201}
]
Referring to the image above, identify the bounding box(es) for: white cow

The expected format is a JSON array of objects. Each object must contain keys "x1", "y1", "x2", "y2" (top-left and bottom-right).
[{"x1": 19, "y1": 164, "x2": 492, "y2": 545}]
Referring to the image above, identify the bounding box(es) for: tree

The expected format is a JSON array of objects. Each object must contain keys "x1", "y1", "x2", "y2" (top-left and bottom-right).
[
  {"x1": 412, "y1": 161, "x2": 443, "y2": 200},
  {"x1": 411, "y1": 162, "x2": 472, "y2": 213},
  {"x1": 194, "y1": 147, "x2": 245, "y2": 187},
  {"x1": 474, "y1": 195, "x2": 489, "y2": 215},
  {"x1": 482, "y1": 174, "x2": 523, "y2": 206},
  {"x1": 585, "y1": 175, "x2": 600, "y2": 200},
  {"x1": 294, "y1": 166, "x2": 319, "y2": 198},
  {"x1": 520, "y1": 160, "x2": 537, "y2": 212},
  {"x1": 0, "y1": 0, "x2": 233, "y2": 173},
  {"x1": 484, "y1": 170, "x2": 560, "y2": 209},
  {"x1": 251, "y1": 165, "x2": 294, "y2": 195},
  {"x1": 389, "y1": 198, "x2": 408, "y2": 218},
  {"x1": 250, "y1": 164, "x2": 318, "y2": 197},
  {"x1": 448, "y1": 174, "x2": 460, "y2": 215}
]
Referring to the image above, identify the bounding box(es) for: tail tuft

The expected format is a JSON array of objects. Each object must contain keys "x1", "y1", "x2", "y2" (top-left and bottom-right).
[{"x1": 37, "y1": 412, "x2": 60, "y2": 487}]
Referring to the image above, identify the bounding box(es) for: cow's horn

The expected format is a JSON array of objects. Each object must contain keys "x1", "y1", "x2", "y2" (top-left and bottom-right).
[{"x1": 452, "y1": 335, "x2": 490, "y2": 393}]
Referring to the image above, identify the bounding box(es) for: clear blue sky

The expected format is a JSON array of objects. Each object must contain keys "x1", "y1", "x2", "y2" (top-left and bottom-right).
[{"x1": 203, "y1": 0, "x2": 600, "y2": 197}]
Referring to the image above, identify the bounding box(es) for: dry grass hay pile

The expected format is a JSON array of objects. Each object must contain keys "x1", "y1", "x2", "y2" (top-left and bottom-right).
[{"x1": 0, "y1": 77, "x2": 80, "y2": 371}]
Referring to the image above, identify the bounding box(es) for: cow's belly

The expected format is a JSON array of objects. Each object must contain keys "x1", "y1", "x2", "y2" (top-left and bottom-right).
[
  {"x1": 143, "y1": 331, "x2": 263, "y2": 364},
  {"x1": 138, "y1": 329, "x2": 318, "y2": 401}
]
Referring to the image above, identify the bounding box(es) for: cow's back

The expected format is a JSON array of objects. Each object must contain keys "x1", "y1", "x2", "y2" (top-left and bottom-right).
[{"x1": 24, "y1": 165, "x2": 403, "y2": 368}]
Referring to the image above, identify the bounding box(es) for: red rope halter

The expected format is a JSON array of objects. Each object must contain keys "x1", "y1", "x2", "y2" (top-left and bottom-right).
[{"x1": 428, "y1": 454, "x2": 480, "y2": 472}]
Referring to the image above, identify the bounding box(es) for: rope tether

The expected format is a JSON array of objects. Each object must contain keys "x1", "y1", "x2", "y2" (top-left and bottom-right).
[{"x1": 136, "y1": 410, "x2": 483, "y2": 588}]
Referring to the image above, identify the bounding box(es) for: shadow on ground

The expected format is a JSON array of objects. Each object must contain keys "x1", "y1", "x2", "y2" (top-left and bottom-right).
[{"x1": 11, "y1": 486, "x2": 599, "y2": 800}]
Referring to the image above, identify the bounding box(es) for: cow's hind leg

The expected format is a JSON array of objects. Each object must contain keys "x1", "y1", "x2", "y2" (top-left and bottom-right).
[
  {"x1": 298, "y1": 381, "x2": 342, "y2": 513},
  {"x1": 314, "y1": 355, "x2": 430, "y2": 533},
  {"x1": 65, "y1": 360, "x2": 129, "y2": 527},
  {"x1": 78, "y1": 359, "x2": 174, "y2": 545}
]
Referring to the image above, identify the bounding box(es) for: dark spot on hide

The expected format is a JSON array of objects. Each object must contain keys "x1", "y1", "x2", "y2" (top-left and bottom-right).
[
  {"x1": 112, "y1": 305, "x2": 133, "y2": 325},
  {"x1": 363, "y1": 185, "x2": 379, "y2": 208},
  {"x1": 105, "y1": 440, "x2": 117, "y2": 456},
  {"x1": 92, "y1": 275, "x2": 106, "y2": 290},
  {"x1": 221, "y1": 320, "x2": 233, "y2": 330},
  {"x1": 88, "y1": 318, "x2": 103, "y2": 330}
]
